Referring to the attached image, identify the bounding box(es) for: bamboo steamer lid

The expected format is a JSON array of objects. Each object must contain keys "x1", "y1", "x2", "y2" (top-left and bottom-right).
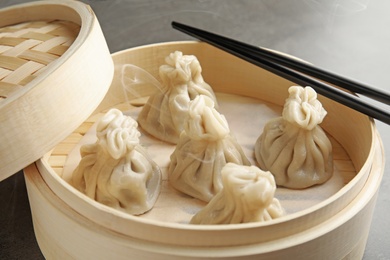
[{"x1": 0, "y1": 0, "x2": 113, "y2": 181}]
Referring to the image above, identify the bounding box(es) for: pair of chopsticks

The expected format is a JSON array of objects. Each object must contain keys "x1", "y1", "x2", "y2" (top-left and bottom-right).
[{"x1": 172, "y1": 21, "x2": 390, "y2": 125}]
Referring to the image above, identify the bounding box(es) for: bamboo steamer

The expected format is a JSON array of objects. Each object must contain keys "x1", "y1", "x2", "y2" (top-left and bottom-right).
[
  {"x1": 23, "y1": 42, "x2": 384, "y2": 259},
  {"x1": 0, "y1": 0, "x2": 113, "y2": 181}
]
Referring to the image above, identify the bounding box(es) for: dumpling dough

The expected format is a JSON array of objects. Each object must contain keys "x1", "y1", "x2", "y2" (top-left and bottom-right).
[
  {"x1": 190, "y1": 163, "x2": 285, "y2": 224},
  {"x1": 255, "y1": 86, "x2": 333, "y2": 189},
  {"x1": 168, "y1": 95, "x2": 250, "y2": 202},
  {"x1": 137, "y1": 51, "x2": 217, "y2": 144},
  {"x1": 72, "y1": 109, "x2": 161, "y2": 215}
]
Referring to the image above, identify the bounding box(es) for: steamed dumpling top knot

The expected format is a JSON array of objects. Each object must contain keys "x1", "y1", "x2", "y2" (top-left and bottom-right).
[
  {"x1": 185, "y1": 95, "x2": 230, "y2": 141},
  {"x1": 159, "y1": 51, "x2": 203, "y2": 87},
  {"x1": 96, "y1": 109, "x2": 140, "y2": 160},
  {"x1": 189, "y1": 163, "x2": 285, "y2": 224},
  {"x1": 282, "y1": 86, "x2": 327, "y2": 130},
  {"x1": 222, "y1": 163, "x2": 277, "y2": 211}
]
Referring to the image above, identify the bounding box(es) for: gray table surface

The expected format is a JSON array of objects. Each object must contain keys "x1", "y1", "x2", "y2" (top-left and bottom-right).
[{"x1": 0, "y1": 0, "x2": 389, "y2": 259}]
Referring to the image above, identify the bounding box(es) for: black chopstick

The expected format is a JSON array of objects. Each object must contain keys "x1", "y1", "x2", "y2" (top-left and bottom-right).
[
  {"x1": 173, "y1": 21, "x2": 390, "y2": 105},
  {"x1": 172, "y1": 21, "x2": 390, "y2": 125}
]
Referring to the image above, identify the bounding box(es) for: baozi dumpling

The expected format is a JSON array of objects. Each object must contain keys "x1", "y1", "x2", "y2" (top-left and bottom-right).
[
  {"x1": 168, "y1": 95, "x2": 250, "y2": 202},
  {"x1": 190, "y1": 163, "x2": 285, "y2": 224},
  {"x1": 72, "y1": 109, "x2": 161, "y2": 215},
  {"x1": 137, "y1": 51, "x2": 218, "y2": 144},
  {"x1": 255, "y1": 86, "x2": 333, "y2": 189}
]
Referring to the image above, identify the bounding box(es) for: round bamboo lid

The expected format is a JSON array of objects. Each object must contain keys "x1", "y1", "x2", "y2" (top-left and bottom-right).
[{"x1": 0, "y1": 0, "x2": 113, "y2": 181}]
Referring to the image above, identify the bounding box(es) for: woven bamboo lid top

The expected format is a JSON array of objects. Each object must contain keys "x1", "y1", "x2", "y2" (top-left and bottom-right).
[
  {"x1": 0, "y1": 0, "x2": 113, "y2": 181},
  {"x1": 0, "y1": 20, "x2": 80, "y2": 100}
]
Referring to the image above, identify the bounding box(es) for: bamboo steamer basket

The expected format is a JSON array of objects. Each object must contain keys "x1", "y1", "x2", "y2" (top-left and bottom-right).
[
  {"x1": 23, "y1": 41, "x2": 384, "y2": 259},
  {"x1": 0, "y1": 0, "x2": 113, "y2": 181}
]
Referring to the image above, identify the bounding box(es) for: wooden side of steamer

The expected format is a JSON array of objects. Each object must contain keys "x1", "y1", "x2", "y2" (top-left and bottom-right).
[
  {"x1": 0, "y1": 0, "x2": 113, "y2": 181},
  {"x1": 24, "y1": 133, "x2": 384, "y2": 259},
  {"x1": 33, "y1": 42, "x2": 377, "y2": 248}
]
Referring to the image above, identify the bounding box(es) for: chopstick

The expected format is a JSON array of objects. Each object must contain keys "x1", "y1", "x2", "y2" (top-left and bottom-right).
[
  {"x1": 173, "y1": 21, "x2": 390, "y2": 105},
  {"x1": 172, "y1": 21, "x2": 390, "y2": 125}
]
